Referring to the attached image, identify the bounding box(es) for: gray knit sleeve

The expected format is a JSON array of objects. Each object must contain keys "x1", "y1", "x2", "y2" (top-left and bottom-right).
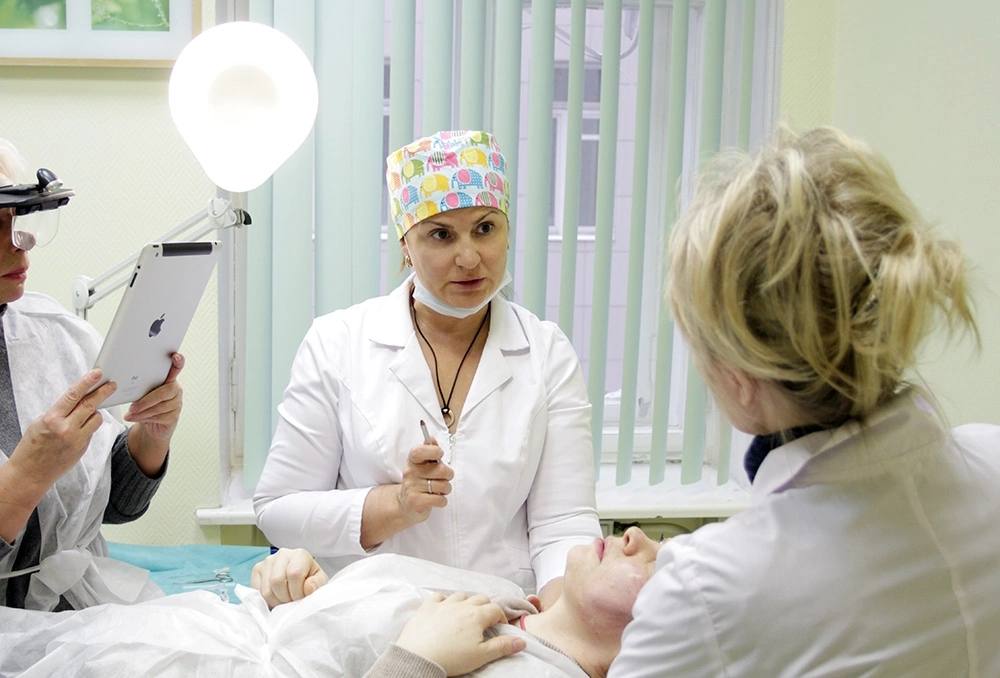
[
  {"x1": 103, "y1": 430, "x2": 167, "y2": 525},
  {"x1": 363, "y1": 646, "x2": 447, "y2": 678}
]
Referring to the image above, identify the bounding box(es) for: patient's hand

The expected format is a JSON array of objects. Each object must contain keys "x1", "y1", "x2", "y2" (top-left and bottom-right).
[
  {"x1": 251, "y1": 548, "x2": 329, "y2": 609},
  {"x1": 395, "y1": 592, "x2": 526, "y2": 676}
]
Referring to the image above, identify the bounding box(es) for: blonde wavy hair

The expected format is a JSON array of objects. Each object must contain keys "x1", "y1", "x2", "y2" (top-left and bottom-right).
[{"x1": 667, "y1": 127, "x2": 978, "y2": 425}]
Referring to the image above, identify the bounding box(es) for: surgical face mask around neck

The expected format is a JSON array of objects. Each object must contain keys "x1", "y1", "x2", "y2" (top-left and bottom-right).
[{"x1": 411, "y1": 269, "x2": 512, "y2": 319}]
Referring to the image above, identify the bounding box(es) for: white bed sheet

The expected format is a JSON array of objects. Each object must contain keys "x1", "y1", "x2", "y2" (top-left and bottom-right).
[{"x1": 0, "y1": 553, "x2": 585, "y2": 677}]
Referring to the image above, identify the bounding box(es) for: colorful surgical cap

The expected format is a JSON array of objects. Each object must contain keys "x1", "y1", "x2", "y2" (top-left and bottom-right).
[{"x1": 385, "y1": 130, "x2": 510, "y2": 239}]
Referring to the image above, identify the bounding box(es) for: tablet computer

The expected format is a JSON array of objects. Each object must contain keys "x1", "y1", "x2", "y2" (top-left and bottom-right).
[{"x1": 93, "y1": 241, "x2": 221, "y2": 408}]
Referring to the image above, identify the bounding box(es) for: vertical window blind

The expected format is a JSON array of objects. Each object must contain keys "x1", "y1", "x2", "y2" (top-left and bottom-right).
[{"x1": 236, "y1": 0, "x2": 780, "y2": 497}]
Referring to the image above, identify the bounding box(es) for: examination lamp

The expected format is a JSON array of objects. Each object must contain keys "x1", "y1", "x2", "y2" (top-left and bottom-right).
[
  {"x1": 169, "y1": 21, "x2": 319, "y2": 193},
  {"x1": 73, "y1": 21, "x2": 319, "y2": 316}
]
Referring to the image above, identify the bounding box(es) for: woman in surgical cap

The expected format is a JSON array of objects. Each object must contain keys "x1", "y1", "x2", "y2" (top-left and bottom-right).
[
  {"x1": 254, "y1": 130, "x2": 601, "y2": 606},
  {"x1": 0, "y1": 139, "x2": 185, "y2": 610}
]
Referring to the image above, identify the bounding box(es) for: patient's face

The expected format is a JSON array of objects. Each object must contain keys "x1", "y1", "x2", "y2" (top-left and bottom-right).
[{"x1": 562, "y1": 526, "x2": 660, "y2": 630}]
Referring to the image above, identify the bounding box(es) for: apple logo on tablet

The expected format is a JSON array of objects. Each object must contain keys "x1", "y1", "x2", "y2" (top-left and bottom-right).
[{"x1": 149, "y1": 314, "x2": 166, "y2": 338}]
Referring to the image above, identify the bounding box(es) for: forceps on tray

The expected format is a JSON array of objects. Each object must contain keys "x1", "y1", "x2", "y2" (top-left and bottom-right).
[{"x1": 174, "y1": 567, "x2": 235, "y2": 602}]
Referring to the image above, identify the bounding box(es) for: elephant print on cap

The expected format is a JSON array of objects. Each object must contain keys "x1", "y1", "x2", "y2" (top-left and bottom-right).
[
  {"x1": 484, "y1": 171, "x2": 505, "y2": 194},
  {"x1": 475, "y1": 191, "x2": 499, "y2": 208},
  {"x1": 414, "y1": 200, "x2": 441, "y2": 221},
  {"x1": 386, "y1": 130, "x2": 509, "y2": 239},
  {"x1": 400, "y1": 185, "x2": 421, "y2": 209},
  {"x1": 405, "y1": 137, "x2": 433, "y2": 155},
  {"x1": 427, "y1": 151, "x2": 460, "y2": 172},
  {"x1": 402, "y1": 158, "x2": 426, "y2": 180},
  {"x1": 421, "y1": 173, "x2": 450, "y2": 197},
  {"x1": 459, "y1": 147, "x2": 488, "y2": 167},
  {"x1": 488, "y1": 152, "x2": 506, "y2": 173},
  {"x1": 387, "y1": 148, "x2": 405, "y2": 166},
  {"x1": 452, "y1": 168, "x2": 484, "y2": 190},
  {"x1": 441, "y1": 192, "x2": 474, "y2": 210}
]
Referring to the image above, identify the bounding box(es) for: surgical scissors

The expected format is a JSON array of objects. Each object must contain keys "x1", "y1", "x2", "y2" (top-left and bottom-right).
[{"x1": 183, "y1": 567, "x2": 235, "y2": 585}]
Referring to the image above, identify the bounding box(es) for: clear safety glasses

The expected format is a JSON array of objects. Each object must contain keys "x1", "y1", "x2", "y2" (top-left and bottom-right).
[
  {"x1": 0, "y1": 168, "x2": 73, "y2": 251},
  {"x1": 10, "y1": 207, "x2": 61, "y2": 250}
]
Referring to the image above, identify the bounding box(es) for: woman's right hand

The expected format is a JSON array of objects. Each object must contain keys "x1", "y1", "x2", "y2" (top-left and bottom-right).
[
  {"x1": 8, "y1": 369, "x2": 116, "y2": 491},
  {"x1": 251, "y1": 547, "x2": 329, "y2": 609},
  {"x1": 360, "y1": 439, "x2": 456, "y2": 550},
  {"x1": 396, "y1": 439, "x2": 454, "y2": 523},
  {"x1": 0, "y1": 369, "x2": 116, "y2": 543}
]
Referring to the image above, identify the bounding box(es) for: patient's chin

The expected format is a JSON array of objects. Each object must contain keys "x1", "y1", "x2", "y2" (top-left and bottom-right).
[{"x1": 582, "y1": 590, "x2": 636, "y2": 632}]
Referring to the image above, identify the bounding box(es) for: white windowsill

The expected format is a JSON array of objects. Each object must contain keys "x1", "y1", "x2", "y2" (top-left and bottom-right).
[
  {"x1": 196, "y1": 500, "x2": 254, "y2": 525},
  {"x1": 195, "y1": 463, "x2": 751, "y2": 526},
  {"x1": 595, "y1": 462, "x2": 750, "y2": 519}
]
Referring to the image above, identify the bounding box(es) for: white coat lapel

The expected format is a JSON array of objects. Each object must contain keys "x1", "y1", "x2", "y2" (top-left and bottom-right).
[
  {"x1": 462, "y1": 339, "x2": 510, "y2": 419},
  {"x1": 461, "y1": 296, "x2": 526, "y2": 418},
  {"x1": 388, "y1": 333, "x2": 449, "y2": 425},
  {"x1": 370, "y1": 279, "x2": 449, "y2": 426},
  {"x1": 373, "y1": 284, "x2": 528, "y2": 424}
]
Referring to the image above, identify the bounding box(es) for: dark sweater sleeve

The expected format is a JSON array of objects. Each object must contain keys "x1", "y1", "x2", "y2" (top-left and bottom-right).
[
  {"x1": 363, "y1": 646, "x2": 447, "y2": 678},
  {"x1": 103, "y1": 430, "x2": 167, "y2": 525}
]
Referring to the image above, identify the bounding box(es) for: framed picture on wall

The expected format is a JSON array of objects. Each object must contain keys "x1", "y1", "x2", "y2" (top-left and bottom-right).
[{"x1": 0, "y1": 0, "x2": 201, "y2": 67}]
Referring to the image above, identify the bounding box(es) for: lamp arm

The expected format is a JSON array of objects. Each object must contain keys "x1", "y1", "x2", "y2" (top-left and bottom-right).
[{"x1": 71, "y1": 197, "x2": 249, "y2": 318}]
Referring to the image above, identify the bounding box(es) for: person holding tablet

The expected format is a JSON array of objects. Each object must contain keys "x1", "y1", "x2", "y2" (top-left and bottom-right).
[
  {"x1": 0, "y1": 139, "x2": 186, "y2": 610},
  {"x1": 254, "y1": 130, "x2": 601, "y2": 605}
]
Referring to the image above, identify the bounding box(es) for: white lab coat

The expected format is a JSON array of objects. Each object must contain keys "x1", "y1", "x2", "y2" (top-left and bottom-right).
[
  {"x1": 254, "y1": 280, "x2": 601, "y2": 592},
  {"x1": 0, "y1": 292, "x2": 158, "y2": 610},
  {"x1": 610, "y1": 389, "x2": 1000, "y2": 677}
]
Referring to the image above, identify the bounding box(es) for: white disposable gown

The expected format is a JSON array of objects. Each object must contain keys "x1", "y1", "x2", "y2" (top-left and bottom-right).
[
  {"x1": 0, "y1": 553, "x2": 586, "y2": 677},
  {"x1": 0, "y1": 292, "x2": 159, "y2": 610}
]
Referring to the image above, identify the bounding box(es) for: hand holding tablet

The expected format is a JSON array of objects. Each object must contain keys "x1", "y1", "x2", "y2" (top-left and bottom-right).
[{"x1": 91, "y1": 241, "x2": 220, "y2": 408}]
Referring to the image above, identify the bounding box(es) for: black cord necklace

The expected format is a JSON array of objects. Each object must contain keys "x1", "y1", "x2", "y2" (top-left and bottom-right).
[{"x1": 411, "y1": 298, "x2": 491, "y2": 429}]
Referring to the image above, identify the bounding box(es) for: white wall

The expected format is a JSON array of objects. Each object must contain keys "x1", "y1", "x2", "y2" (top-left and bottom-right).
[{"x1": 782, "y1": 0, "x2": 1000, "y2": 424}]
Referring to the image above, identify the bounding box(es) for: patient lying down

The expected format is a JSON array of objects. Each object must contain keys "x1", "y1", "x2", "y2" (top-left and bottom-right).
[{"x1": 0, "y1": 528, "x2": 657, "y2": 677}]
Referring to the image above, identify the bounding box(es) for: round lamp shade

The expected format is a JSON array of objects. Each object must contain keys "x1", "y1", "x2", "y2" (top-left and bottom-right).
[{"x1": 169, "y1": 22, "x2": 318, "y2": 193}]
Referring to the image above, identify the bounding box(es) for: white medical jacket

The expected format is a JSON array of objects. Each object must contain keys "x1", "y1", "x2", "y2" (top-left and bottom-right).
[
  {"x1": 254, "y1": 281, "x2": 601, "y2": 592},
  {"x1": 0, "y1": 292, "x2": 159, "y2": 610},
  {"x1": 611, "y1": 389, "x2": 1000, "y2": 677}
]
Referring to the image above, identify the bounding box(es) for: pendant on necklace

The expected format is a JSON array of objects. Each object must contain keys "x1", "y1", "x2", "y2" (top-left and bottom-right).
[{"x1": 442, "y1": 407, "x2": 454, "y2": 427}]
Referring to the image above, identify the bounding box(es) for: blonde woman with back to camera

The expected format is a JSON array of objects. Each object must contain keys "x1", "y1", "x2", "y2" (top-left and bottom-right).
[{"x1": 379, "y1": 127, "x2": 1000, "y2": 677}]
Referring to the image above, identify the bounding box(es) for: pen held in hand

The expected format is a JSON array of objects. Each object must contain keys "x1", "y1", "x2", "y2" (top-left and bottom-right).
[{"x1": 420, "y1": 420, "x2": 450, "y2": 466}]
